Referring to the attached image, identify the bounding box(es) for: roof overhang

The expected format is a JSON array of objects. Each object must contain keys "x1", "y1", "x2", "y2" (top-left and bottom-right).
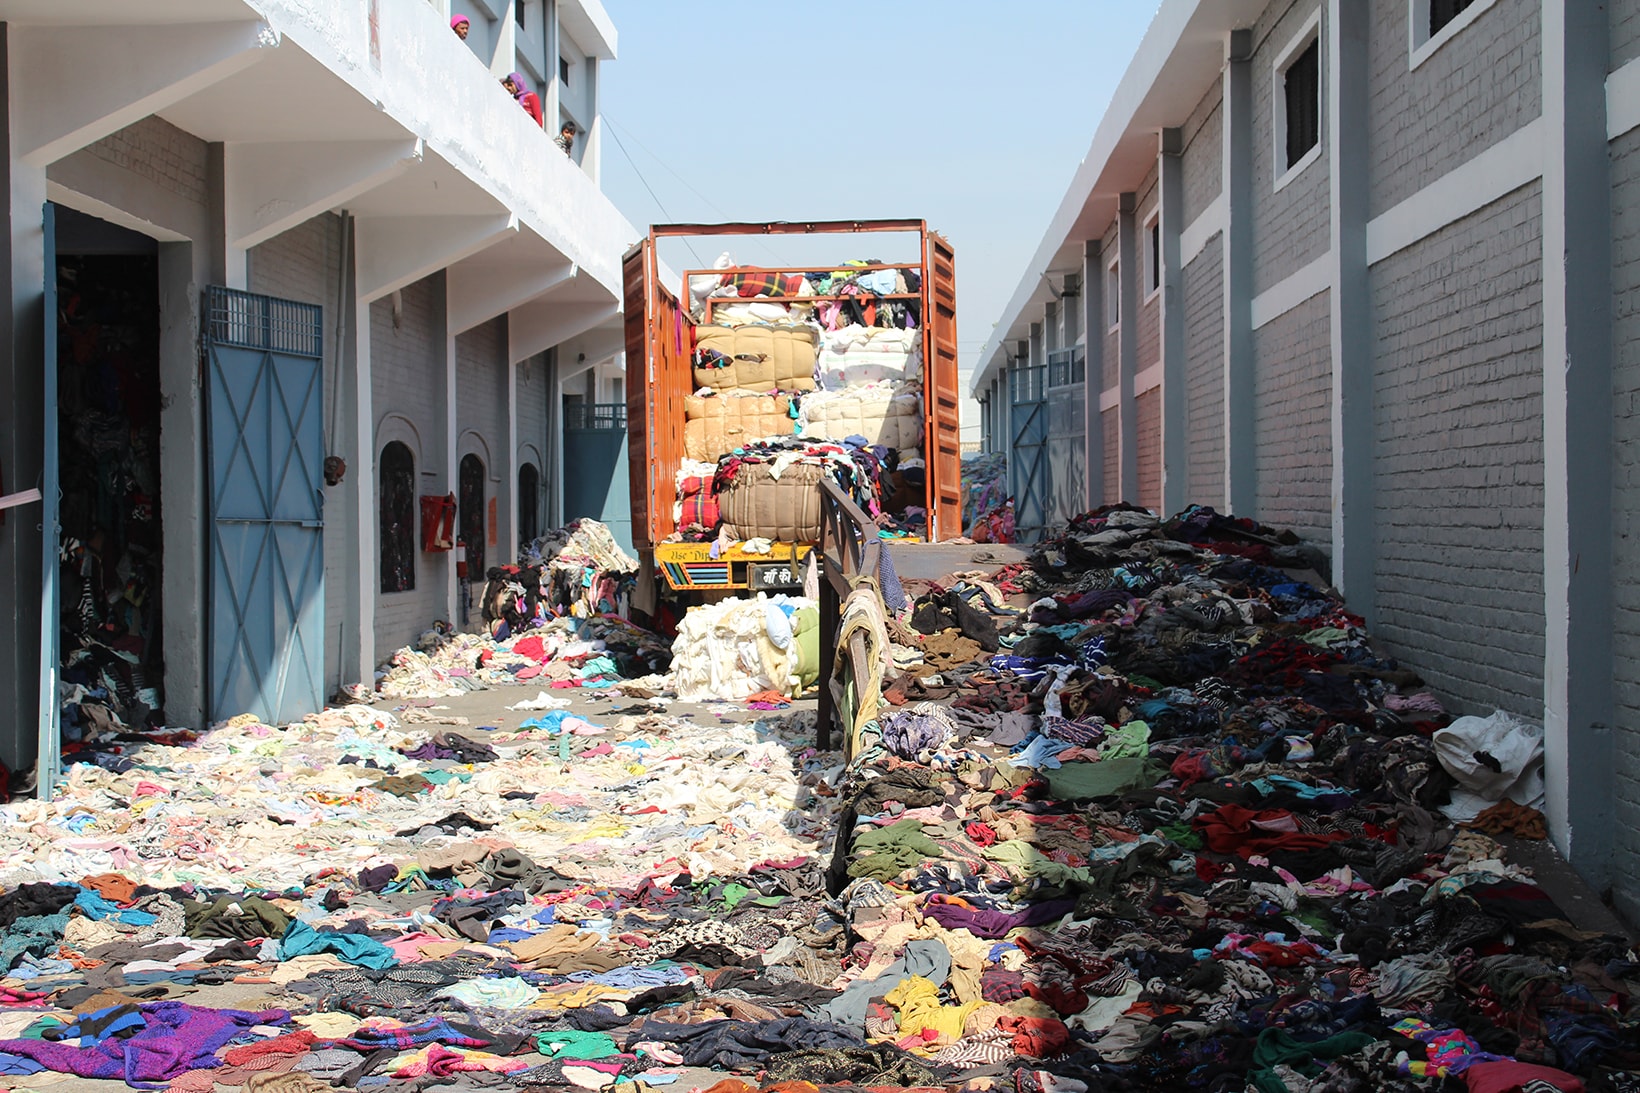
[{"x1": 971, "y1": 0, "x2": 1264, "y2": 397}]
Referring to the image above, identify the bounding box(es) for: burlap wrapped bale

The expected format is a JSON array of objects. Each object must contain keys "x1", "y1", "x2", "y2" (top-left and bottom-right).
[
  {"x1": 718, "y1": 461, "x2": 827, "y2": 543},
  {"x1": 693, "y1": 324, "x2": 818, "y2": 393},
  {"x1": 683, "y1": 393, "x2": 794, "y2": 462}
]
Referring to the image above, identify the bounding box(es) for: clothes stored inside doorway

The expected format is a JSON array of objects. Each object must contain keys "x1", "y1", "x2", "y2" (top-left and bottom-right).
[{"x1": 53, "y1": 207, "x2": 164, "y2": 748}]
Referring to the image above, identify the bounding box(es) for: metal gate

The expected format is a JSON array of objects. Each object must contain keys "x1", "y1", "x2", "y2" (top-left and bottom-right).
[
  {"x1": 563, "y1": 401, "x2": 632, "y2": 556},
  {"x1": 204, "y1": 288, "x2": 326, "y2": 724},
  {"x1": 1009, "y1": 358, "x2": 1049, "y2": 541}
]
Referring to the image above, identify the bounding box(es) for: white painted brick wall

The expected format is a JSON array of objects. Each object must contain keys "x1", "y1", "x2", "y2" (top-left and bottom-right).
[
  {"x1": 246, "y1": 215, "x2": 349, "y2": 692},
  {"x1": 455, "y1": 316, "x2": 508, "y2": 578},
  {"x1": 1251, "y1": 1, "x2": 1330, "y2": 297},
  {"x1": 80, "y1": 117, "x2": 208, "y2": 207},
  {"x1": 1252, "y1": 291, "x2": 1332, "y2": 546},
  {"x1": 1136, "y1": 388, "x2": 1161, "y2": 512},
  {"x1": 1616, "y1": 0, "x2": 1640, "y2": 71},
  {"x1": 1371, "y1": 182, "x2": 1544, "y2": 717},
  {"x1": 1184, "y1": 238, "x2": 1225, "y2": 509},
  {"x1": 1608, "y1": 127, "x2": 1640, "y2": 918},
  {"x1": 1367, "y1": 0, "x2": 1541, "y2": 219},
  {"x1": 1181, "y1": 85, "x2": 1223, "y2": 227},
  {"x1": 371, "y1": 275, "x2": 450, "y2": 658}
]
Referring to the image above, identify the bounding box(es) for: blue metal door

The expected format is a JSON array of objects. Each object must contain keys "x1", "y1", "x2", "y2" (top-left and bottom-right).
[
  {"x1": 563, "y1": 401, "x2": 632, "y2": 556},
  {"x1": 203, "y1": 288, "x2": 325, "y2": 724},
  {"x1": 1009, "y1": 359, "x2": 1049, "y2": 542}
]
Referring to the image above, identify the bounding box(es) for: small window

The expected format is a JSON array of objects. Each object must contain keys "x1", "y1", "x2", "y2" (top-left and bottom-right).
[
  {"x1": 559, "y1": 57, "x2": 570, "y2": 86},
  {"x1": 380, "y1": 441, "x2": 415, "y2": 594},
  {"x1": 1146, "y1": 215, "x2": 1162, "y2": 296},
  {"x1": 1272, "y1": 11, "x2": 1323, "y2": 190},
  {"x1": 518, "y1": 463, "x2": 540, "y2": 543},
  {"x1": 1283, "y1": 42, "x2": 1319, "y2": 168},
  {"x1": 1409, "y1": 0, "x2": 1496, "y2": 66},
  {"x1": 515, "y1": 0, "x2": 526, "y2": 28},
  {"x1": 1106, "y1": 260, "x2": 1120, "y2": 331},
  {"x1": 460, "y1": 453, "x2": 487, "y2": 580},
  {"x1": 1429, "y1": 0, "x2": 1474, "y2": 35}
]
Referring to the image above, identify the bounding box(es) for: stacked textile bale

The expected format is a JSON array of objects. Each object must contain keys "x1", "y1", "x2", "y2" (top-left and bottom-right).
[{"x1": 683, "y1": 392, "x2": 795, "y2": 462}]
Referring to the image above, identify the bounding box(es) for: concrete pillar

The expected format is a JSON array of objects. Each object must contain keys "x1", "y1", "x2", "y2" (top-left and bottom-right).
[
  {"x1": 543, "y1": 0, "x2": 560, "y2": 128},
  {"x1": 440, "y1": 276, "x2": 459, "y2": 625},
  {"x1": 1158, "y1": 127, "x2": 1187, "y2": 516},
  {"x1": 1116, "y1": 193, "x2": 1139, "y2": 504},
  {"x1": 1083, "y1": 240, "x2": 1105, "y2": 508},
  {"x1": 1222, "y1": 29, "x2": 1255, "y2": 514},
  {"x1": 1541, "y1": 0, "x2": 1614, "y2": 888},
  {"x1": 206, "y1": 143, "x2": 245, "y2": 289},
  {"x1": 348, "y1": 273, "x2": 376, "y2": 685},
  {"x1": 157, "y1": 242, "x2": 205, "y2": 728},
  {"x1": 506, "y1": 337, "x2": 519, "y2": 559},
  {"x1": 1328, "y1": 0, "x2": 1374, "y2": 617},
  {"x1": 1044, "y1": 301, "x2": 1059, "y2": 357},
  {"x1": 0, "y1": 23, "x2": 48, "y2": 774}
]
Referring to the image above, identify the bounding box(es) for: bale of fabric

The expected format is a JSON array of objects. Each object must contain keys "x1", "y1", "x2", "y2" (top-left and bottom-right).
[
  {"x1": 693, "y1": 324, "x2": 818, "y2": 393},
  {"x1": 816, "y1": 325, "x2": 923, "y2": 389},
  {"x1": 684, "y1": 393, "x2": 795, "y2": 462},
  {"x1": 718, "y1": 461, "x2": 826, "y2": 544},
  {"x1": 675, "y1": 475, "x2": 721, "y2": 531},
  {"x1": 799, "y1": 383, "x2": 924, "y2": 452}
]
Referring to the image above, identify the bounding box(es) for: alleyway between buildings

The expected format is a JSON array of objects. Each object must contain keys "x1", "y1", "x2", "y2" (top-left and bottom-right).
[{"x1": 1, "y1": 507, "x2": 1637, "y2": 1092}]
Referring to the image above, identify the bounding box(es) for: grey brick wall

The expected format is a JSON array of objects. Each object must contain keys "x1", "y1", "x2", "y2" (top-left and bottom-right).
[
  {"x1": 1251, "y1": 0, "x2": 1330, "y2": 297},
  {"x1": 1367, "y1": 0, "x2": 1540, "y2": 219},
  {"x1": 79, "y1": 116, "x2": 208, "y2": 207},
  {"x1": 1617, "y1": 0, "x2": 1640, "y2": 71},
  {"x1": 516, "y1": 352, "x2": 551, "y2": 528},
  {"x1": 456, "y1": 316, "x2": 509, "y2": 578},
  {"x1": 1181, "y1": 83, "x2": 1223, "y2": 227},
  {"x1": 247, "y1": 215, "x2": 350, "y2": 692},
  {"x1": 1609, "y1": 127, "x2": 1640, "y2": 919},
  {"x1": 1102, "y1": 407, "x2": 1118, "y2": 503},
  {"x1": 1371, "y1": 182, "x2": 1544, "y2": 717},
  {"x1": 371, "y1": 275, "x2": 449, "y2": 658},
  {"x1": 1252, "y1": 291, "x2": 1332, "y2": 546},
  {"x1": 1184, "y1": 237, "x2": 1225, "y2": 509},
  {"x1": 1136, "y1": 387, "x2": 1161, "y2": 513}
]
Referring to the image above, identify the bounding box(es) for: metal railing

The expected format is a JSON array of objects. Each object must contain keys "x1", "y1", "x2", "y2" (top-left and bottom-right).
[{"x1": 564, "y1": 402, "x2": 627, "y2": 430}]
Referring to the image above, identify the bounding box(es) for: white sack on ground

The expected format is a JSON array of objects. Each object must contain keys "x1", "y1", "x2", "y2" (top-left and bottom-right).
[{"x1": 1432, "y1": 710, "x2": 1546, "y2": 821}]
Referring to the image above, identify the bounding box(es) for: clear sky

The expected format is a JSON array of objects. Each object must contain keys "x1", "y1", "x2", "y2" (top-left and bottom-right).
[{"x1": 596, "y1": 1, "x2": 1159, "y2": 441}]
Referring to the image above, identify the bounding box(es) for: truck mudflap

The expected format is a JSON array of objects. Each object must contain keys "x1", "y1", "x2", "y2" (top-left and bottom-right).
[{"x1": 655, "y1": 541, "x2": 812, "y2": 591}]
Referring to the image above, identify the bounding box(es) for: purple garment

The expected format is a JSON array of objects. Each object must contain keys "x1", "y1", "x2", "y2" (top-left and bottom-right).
[
  {"x1": 0, "y1": 1002, "x2": 287, "y2": 1089},
  {"x1": 920, "y1": 898, "x2": 1076, "y2": 939},
  {"x1": 451, "y1": 13, "x2": 470, "y2": 29},
  {"x1": 507, "y1": 71, "x2": 529, "y2": 100}
]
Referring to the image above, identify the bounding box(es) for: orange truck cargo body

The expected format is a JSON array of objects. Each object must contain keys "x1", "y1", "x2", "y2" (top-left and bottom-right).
[{"x1": 624, "y1": 221, "x2": 960, "y2": 589}]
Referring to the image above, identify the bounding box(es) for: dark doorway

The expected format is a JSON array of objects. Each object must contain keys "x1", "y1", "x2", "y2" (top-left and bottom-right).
[
  {"x1": 459, "y1": 453, "x2": 486, "y2": 579},
  {"x1": 53, "y1": 206, "x2": 164, "y2": 736},
  {"x1": 518, "y1": 462, "x2": 540, "y2": 545},
  {"x1": 380, "y1": 441, "x2": 416, "y2": 593}
]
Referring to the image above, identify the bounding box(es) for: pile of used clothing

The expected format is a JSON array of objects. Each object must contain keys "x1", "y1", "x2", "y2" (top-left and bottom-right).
[
  {"x1": 0, "y1": 502, "x2": 1634, "y2": 1093},
  {"x1": 961, "y1": 451, "x2": 1012, "y2": 542},
  {"x1": 816, "y1": 503, "x2": 1637, "y2": 1092},
  {"x1": 666, "y1": 595, "x2": 821, "y2": 703},
  {"x1": 504, "y1": 519, "x2": 640, "y2": 626}
]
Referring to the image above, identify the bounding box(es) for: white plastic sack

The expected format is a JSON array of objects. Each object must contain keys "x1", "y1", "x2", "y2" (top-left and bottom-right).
[{"x1": 1432, "y1": 710, "x2": 1545, "y2": 821}]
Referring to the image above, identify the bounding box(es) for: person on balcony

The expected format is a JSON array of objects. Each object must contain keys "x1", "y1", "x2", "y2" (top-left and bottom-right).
[
  {"x1": 503, "y1": 73, "x2": 544, "y2": 127},
  {"x1": 555, "y1": 121, "x2": 577, "y2": 157},
  {"x1": 450, "y1": 13, "x2": 470, "y2": 39}
]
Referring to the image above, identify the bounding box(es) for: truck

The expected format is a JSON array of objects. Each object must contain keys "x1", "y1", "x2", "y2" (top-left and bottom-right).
[{"x1": 623, "y1": 220, "x2": 961, "y2": 597}]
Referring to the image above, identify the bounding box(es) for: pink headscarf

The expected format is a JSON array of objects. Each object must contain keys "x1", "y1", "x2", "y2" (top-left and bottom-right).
[{"x1": 450, "y1": 13, "x2": 470, "y2": 30}]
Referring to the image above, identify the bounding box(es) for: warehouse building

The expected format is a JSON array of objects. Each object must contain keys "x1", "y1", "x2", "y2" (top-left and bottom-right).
[
  {"x1": 0, "y1": 0, "x2": 634, "y2": 785},
  {"x1": 973, "y1": 0, "x2": 1640, "y2": 917}
]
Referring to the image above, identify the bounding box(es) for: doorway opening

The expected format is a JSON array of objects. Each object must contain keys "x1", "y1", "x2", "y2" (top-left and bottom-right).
[
  {"x1": 53, "y1": 205, "x2": 164, "y2": 746},
  {"x1": 459, "y1": 453, "x2": 486, "y2": 625}
]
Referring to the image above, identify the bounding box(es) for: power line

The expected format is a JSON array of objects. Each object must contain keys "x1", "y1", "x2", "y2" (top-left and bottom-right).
[
  {"x1": 603, "y1": 114, "x2": 784, "y2": 266},
  {"x1": 605, "y1": 121, "x2": 705, "y2": 266}
]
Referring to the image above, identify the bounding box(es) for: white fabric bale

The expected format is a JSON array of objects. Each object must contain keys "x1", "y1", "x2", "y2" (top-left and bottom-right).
[
  {"x1": 1432, "y1": 710, "x2": 1545, "y2": 821},
  {"x1": 798, "y1": 382, "x2": 924, "y2": 450}
]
